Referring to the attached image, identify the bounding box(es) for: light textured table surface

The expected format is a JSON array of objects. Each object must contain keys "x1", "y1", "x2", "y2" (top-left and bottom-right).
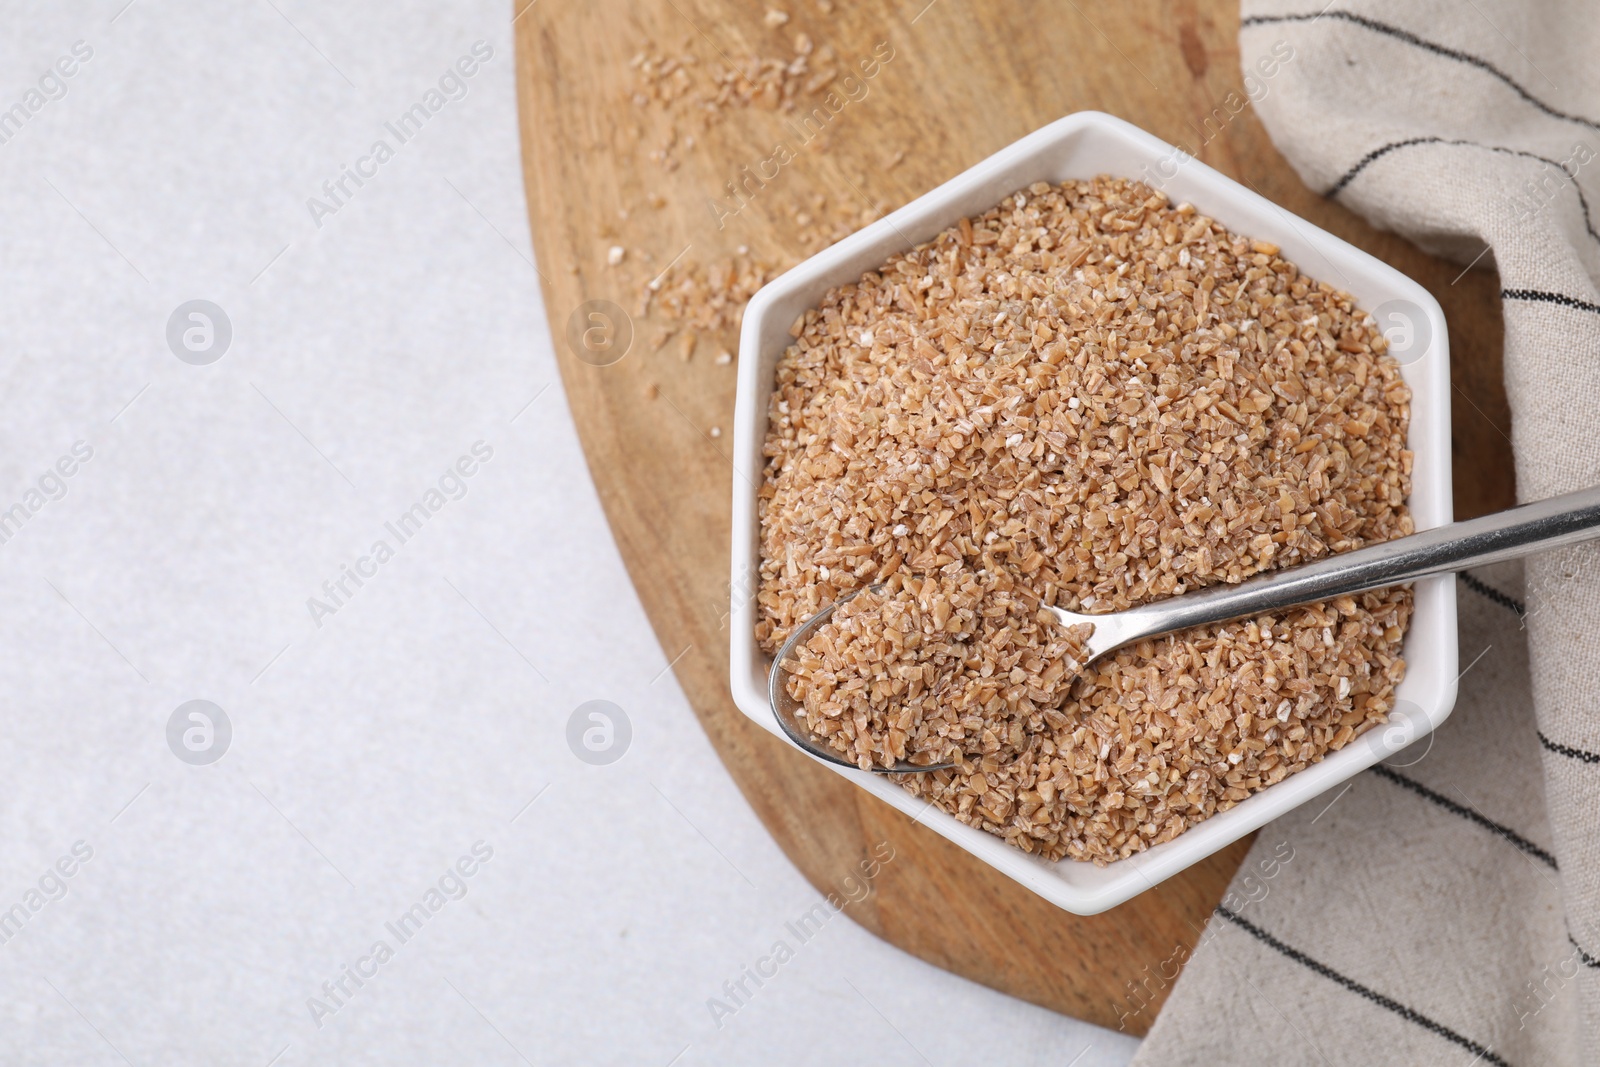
[{"x1": 0, "y1": 2, "x2": 1133, "y2": 1064}]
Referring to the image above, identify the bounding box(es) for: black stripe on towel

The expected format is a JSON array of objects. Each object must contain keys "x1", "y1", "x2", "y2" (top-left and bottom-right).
[
  {"x1": 1370, "y1": 765, "x2": 1557, "y2": 869},
  {"x1": 1458, "y1": 572, "x2": 1527, "y2": 618},
  {"x1": 1241, "y1": 10, "x2": 1600, "y2": 134},
  {"x1": 1324, "y1": 135, "x2": 1437, "y2": 197},
  {"x1": 1538, "y1": 731, "x2": 1600, "y2": 765},
  {"x1": 1502, "y1": 288, "x2": 1600, "y2": 316},
  {"x1": 1216, "y1": 907, "x2": 1511, "y2": 1067},
  {"x1": 1320, "y1": 139, "x2": 1600, "y2": 244},
  {"x1": 1570, "y1": 933, "x2": 1600, "y2": 969}
]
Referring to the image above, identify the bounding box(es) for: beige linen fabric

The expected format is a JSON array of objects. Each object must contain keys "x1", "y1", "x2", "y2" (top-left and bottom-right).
[{"x1": 1132, "y1": 5, "x2": 1600, "y2": 1065}]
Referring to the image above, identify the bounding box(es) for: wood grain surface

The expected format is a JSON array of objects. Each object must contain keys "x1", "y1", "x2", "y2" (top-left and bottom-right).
[{"x1": 514, "y1": 0, "x2": 1514, "y2": 1032}]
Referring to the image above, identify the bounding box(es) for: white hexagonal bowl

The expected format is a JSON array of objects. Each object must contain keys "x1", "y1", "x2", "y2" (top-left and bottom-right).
[{"x1": 728, "y1": 111, "x2": 1456, "y2": 915}]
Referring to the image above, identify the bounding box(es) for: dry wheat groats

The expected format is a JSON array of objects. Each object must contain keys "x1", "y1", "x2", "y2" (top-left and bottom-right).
[{"x1": 756, "y1": 176, "x2": 1413, "y2": 865}]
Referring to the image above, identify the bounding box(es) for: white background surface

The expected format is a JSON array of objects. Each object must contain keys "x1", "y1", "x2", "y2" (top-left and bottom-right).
[{"x1": 0, "y1": 1, "x2": 1137, "y2": 1063}]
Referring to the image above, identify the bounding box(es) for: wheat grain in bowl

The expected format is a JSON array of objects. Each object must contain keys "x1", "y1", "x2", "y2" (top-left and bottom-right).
[{"x1": 755, "y1": 175, "x2": 1413, "y2": 865}]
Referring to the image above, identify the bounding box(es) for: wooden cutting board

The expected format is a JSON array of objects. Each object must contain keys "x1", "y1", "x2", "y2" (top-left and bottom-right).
[{"x1": 513, "y1": 0, "x2": 1513, "y2": 1033}]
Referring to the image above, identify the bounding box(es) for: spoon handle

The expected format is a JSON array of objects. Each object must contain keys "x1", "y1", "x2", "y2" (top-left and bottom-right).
[{"x1": 1112, "y1": 484, "x2": 1600, "y2": 642}]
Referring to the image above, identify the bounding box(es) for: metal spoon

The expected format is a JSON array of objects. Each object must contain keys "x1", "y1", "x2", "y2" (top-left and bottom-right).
[{"x1": 770, "y1": 483, "x2": 1600, "y2": 773}]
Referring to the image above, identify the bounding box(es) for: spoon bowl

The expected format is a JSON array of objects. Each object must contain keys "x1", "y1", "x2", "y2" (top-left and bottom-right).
[{"x1": 767, "y1": 586, "x2": 959, "y2": 774}]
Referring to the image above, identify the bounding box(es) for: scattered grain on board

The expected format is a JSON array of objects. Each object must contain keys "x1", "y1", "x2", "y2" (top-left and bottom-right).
[
  {"x1": 757, "y1": 176, "x2": 1413, "y2": 864},
  {"x1": 639, "y1": 253, "x2": 779, "y2": 334},
  {"x1": 629, "y1": 31, "x2": 846, "y2": 153}
]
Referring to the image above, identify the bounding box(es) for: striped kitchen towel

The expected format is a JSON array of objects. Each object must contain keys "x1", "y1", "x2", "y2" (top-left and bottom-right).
[{"x1": 1132, "y1": 5, "x2": 1600, "y2": 1065}]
